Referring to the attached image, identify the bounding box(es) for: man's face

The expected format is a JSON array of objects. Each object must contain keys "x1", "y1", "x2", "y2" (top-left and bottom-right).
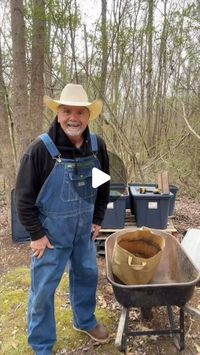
[{"x1": 57, "y1": 105, "x2": 90, "y2": 138}]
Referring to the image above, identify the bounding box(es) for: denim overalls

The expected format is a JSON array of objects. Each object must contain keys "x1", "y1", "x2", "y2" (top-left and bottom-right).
[{"x1": 28, "y1": 133, "x2": 101, "y2": 355}]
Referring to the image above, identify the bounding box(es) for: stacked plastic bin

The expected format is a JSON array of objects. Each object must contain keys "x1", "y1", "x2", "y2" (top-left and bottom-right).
[
  {"x1": 129, "y1": 184, "x2": 173, "y2": 229},
  {"x1": 101, "y1": 183, "x2": 128, "y2": 229}
]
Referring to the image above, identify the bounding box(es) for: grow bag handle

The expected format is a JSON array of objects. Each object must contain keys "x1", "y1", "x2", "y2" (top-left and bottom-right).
[{"x1": 128, "y1": 256, "x2": 146, "y2": 270}]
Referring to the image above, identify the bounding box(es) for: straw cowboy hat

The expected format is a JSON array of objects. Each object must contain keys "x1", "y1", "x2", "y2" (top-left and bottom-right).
[{"x1": 44, "y1": 83, "x2": 103, "y2": 120}]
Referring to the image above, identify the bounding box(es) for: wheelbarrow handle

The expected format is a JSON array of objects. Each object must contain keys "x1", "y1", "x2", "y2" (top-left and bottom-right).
[{"x1": 128, "y1": 256, "x2": 146, "y2": 270}]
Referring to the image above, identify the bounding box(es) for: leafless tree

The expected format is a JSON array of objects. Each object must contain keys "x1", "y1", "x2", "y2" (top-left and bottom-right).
[
  {"x1": 0, "y1": 40, "x2": 16, "y2": 210},
  {"x1": 29, "y1": 0, "x2": 46, "y2": 137},
  {"x1": 10, "y1": 0, "x2": 29, "y2": 165}
]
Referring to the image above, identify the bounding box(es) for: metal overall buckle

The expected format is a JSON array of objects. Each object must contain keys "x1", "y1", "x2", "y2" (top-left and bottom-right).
[{"x1": 54, "y1": 154, "x2": 62, "y2": 163}]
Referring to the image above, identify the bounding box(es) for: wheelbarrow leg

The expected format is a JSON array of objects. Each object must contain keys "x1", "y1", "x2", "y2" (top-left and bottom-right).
[
  {"x1": 115, "y1": 307, "x2": 129, "y2": 353},
  {"x1": 179, "y1": 306, "x2": 185, "y2": 350},
  {"x1": 168, "y1": 305, "x2": 185, "y2": 351}
]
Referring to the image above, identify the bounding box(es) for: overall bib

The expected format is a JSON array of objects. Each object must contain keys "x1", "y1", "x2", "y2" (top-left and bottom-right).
[{"x1": 28, "y1": 133, "x2": 100, "y2": 354}]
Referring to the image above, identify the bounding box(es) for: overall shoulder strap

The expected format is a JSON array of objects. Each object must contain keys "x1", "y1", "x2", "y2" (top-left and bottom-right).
[
  {"x1": 38, "y1": 133, "x2": 61, "y2": 158},
  {"x1": 90, "y1": 133, "x2": 98, "y2": 153}
]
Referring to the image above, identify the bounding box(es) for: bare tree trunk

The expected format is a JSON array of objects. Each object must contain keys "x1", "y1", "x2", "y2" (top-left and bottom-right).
[
  {"x1": 153, "y1": 0, "x2": 168, "y2": 146},
  {"x1": 140, "y1": 13, "x2": 148, "y2": 122},
  {"x1": 29, "y1": 0, "x2": 46, "y2": 137},
  {"x1": 10, "y1": 0, "x2": 29, "y2": 166},
  {"x1": 146, "y1": 0, "x2": 154, "y2": 151},
  {"x1": 10, "y1": 0, "x2": 30, "y2": 163},
  {"x1": 69, "y1": 0, "x2": 78, "y2": 83},
  {"x1": 83, "y1": 24, "x2": 89, "y2": 86},
  {"x1": 0, "y1": 41, "x2": 16, "y2": 229},
  {"x1": 97, "y1": 0, "x2": 108, "y2": 136},
  {"x1": 100, "y1": 0, "x2": 108, "y2": 98},
  {"x1": 196, "y1": 0, "x2": 200, "y2": 16}
]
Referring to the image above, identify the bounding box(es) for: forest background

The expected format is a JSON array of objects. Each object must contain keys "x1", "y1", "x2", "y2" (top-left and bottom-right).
[{"x1": 0, "y1": 0, "x2": 200, "y2": 207}]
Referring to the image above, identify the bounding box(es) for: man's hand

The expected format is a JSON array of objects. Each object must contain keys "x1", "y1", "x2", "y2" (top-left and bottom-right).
[
  {"x1": 91, "y1": 224, "x2": 101, "y2": 240},
  {"x1": 30, "y1": 235, "x2": 54, "y2": 259}
]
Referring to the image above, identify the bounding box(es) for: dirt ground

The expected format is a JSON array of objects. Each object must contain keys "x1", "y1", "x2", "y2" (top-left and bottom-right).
[{"x1": 0, "y1": 196, "x2": 200, "y2": 354}]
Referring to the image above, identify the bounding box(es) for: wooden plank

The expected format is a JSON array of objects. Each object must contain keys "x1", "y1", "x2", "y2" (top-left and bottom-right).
[
  {"x1": 157, "y1": 172, "x2": 163, "y2": 191},
  {"x1": 161, "y1": 171, "x2": 170, "y2": 194},
  {"x1": 98, "y1": 211, "x2": 177, "y2": 239}
]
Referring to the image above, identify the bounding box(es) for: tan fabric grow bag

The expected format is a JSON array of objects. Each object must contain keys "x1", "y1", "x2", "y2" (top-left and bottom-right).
[{"x1": 111, "y1": 229, "x2": 165, "y2": 285}]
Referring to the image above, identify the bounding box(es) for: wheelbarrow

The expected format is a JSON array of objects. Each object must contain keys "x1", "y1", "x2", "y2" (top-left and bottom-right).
[{"x1": 105, "y1": 228, "x2": 200, "y2": 353}]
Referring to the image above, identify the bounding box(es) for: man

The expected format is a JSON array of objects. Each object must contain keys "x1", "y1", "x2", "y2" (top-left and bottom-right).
[{"x1": 15, "y1": 83, "x2": 110, "y2": 355}]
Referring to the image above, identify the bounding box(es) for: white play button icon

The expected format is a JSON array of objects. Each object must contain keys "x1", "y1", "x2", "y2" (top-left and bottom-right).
[{"x1": 92, "y1": 167, "x2": 110, "y2": 188}]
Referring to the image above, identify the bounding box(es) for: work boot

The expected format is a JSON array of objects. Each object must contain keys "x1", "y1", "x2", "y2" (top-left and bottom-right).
[{"x1": 73, "y1": 323, "x2": 109, "y2": 343}]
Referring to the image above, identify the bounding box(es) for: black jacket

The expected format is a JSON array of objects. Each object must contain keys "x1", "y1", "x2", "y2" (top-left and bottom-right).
[{"x1": 15, "y1": 118, "x2": 110, "y2": 241}]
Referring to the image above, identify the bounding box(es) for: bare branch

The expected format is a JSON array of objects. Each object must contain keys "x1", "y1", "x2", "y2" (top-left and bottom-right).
[{"x1": 180, "y1": 100, "x2": 200, "y2": 141}]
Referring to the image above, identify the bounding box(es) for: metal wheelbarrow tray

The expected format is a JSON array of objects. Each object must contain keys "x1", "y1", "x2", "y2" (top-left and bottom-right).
[{"x1": 105, "y1": 229, "x2": 200, "y2": 352}]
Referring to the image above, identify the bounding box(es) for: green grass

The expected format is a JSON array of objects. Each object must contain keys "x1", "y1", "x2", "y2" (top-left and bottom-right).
[{"x1": 0, "y1": 267, "x2": 121, "y2": 354}]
